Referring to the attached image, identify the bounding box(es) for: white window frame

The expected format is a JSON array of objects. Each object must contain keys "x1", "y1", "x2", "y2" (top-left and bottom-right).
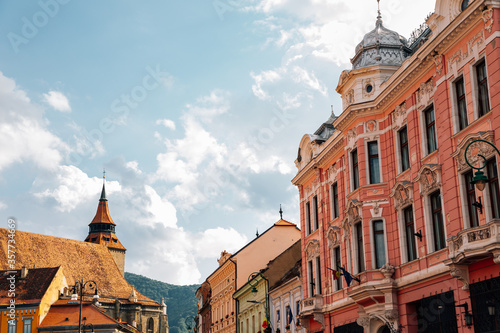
[
  {"x1": 395, "y1": 125, "x2": 410, "y2": 174},
  {"x1": 369, "y1": 218, "x2": 388, "y2": 269},
  {"x1": 331, "y1": 245, "x2": 342, "y2": 291},
  {"x1": 365, "y1": 139, "x2": 382, "y2": 184},
  {"x1": 450, "y1": 73, "x2": 468, "y2": 133},
  {"x1": 419, "y1": 103, "x2": 438, "y2": 157},
  {"x1": 397, "y1": 204, "x2": 419, "y2": 264},
  {"x1": 350, "y1": 148, "x2": 360, "y2": 191},
  {"x1": 330, "y1": 182, "x2": 339, "y2": 220},
  {"x1": 351, "y1": 221, "x2": 365, "y2": 274},
  {"x1": 305, "y1": 201, "x2": 311, "y2": 235},
  {"x1": 470, "y1": 56, "x2": 491, "y2": 120},
  {"x1": 423, "y1": 189, "x2": 447, "y2": 252}
]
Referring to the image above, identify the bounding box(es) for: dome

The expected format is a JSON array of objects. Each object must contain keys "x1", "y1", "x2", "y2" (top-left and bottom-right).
[{"x1": 351, "y1": 13, "x2": 412, "y2": 70}]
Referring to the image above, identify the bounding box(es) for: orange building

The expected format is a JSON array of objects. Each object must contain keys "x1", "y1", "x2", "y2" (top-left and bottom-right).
[{"x1": 293, "y1": 0, "x2": 500, "y2": 332}]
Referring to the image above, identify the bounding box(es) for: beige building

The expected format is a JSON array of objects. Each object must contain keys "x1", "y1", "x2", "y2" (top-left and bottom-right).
[{"x1": 206, "y1": 219, "x2": 301, "y2": 333}]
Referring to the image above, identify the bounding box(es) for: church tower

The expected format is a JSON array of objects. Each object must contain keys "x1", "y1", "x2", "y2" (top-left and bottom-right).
[{"x1": 85, "y1": 175, "x2": 127, "y2": 276}]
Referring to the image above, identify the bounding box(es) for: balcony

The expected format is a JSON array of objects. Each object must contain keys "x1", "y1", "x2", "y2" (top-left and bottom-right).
[
  {"x1": 446, "y1": 219, "x2": 500, "y2": 265},
  {"x1": 300, "y1": 294, "x2": 323, "y2": 314}
]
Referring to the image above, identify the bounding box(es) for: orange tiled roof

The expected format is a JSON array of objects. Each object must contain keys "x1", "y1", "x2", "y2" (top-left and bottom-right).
[
  {"x1": 0, "y1": 267, "x2": 59, "y2": 305},
  {"x1": 84, "y1": 232, "x2": 126, "y2": 251},
  {"x1": 0, "y1": 229, "x2": 156, "y2": 306},
  {"x1": 90, "y1": 199, "x2": 116, "y2": 226},
  {"x1": 274, "y1": 219, "x2": 296, "y2": 226},
  {"x1": 40, "y1": 303, "x2": 120, "y2": 327}
]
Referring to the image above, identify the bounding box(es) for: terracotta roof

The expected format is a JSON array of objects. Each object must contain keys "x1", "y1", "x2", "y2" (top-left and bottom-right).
[
  {"x1": 84, "y1": 232, "x2": 126, "y2": 251},
  {"x1": 90, "y1": 194, "x2": 116, "y2": 226},
  {"x1": 0, "y1": 267, "x2": 59, "y2": 305},
  {"x1": 273, "y1": 219, "x2": 296, "y2": 226},
  {"x1": 40, "y1": 303, "x2": 116, "y2": 327},
  {"x1": 0, "y1": 229, "x2": 156, "y2": 306}
]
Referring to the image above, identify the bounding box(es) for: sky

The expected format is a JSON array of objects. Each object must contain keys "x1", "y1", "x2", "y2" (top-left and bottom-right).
[{"x1": 0, "y1": 0, "x2": 436, "y2": 285}]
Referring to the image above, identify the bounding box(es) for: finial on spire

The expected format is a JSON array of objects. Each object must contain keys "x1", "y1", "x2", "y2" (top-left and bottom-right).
[
  {"x1": 279, "y1": 204, "x2": 283, "y2": 219},
  {"x1": 100, "y1": 170, "x2": 107, "y2": 202},
  {"x1": 256, "y1": 229, "x2": 259, "y2": 237},
  {"x1": 377, "y1": 0, "x2": 382, "y2": 20},
  {"x1": 103, "y1": 168, "x2": 106, "y2": 179}
]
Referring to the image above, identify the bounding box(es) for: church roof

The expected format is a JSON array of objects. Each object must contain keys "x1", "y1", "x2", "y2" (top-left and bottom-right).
[
  {"x1": 90, "y1": 183, "x2": 116, "y2": 226},
  {"x1": 0, "y1": 267, "x2": 60, "y2": 305},
  {"x1": 0, "y1": 229, "x2": 155, "y2": 306}
]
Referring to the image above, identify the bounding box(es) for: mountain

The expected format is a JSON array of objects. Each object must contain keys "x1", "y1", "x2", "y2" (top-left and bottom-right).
[{"x1": 125, "y1": 272, "x2": 199, "y2": 333}]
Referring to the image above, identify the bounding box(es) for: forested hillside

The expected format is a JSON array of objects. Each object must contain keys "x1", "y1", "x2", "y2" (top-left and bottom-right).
[{"x1": 125, "y1": 272, "x2": 199, "y2": 333}]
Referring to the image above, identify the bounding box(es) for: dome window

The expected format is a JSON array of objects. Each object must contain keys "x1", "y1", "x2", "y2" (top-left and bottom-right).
[
  {"x1": 461, "y1": 0, "x2": 469, "y2": 11},
  {"x1": 366, "y1": 84, "x2": 373, "y2": 93}
]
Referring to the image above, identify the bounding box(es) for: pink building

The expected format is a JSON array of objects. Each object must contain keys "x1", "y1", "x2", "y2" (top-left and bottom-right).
[{"x1": 293, "y1": 0, "x2": 500, "y2": 332}]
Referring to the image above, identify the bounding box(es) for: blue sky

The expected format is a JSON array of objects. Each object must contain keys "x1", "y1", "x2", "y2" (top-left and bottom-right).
[{"x1": 0, "y1": 0, "x2": 435, "y2": 284}]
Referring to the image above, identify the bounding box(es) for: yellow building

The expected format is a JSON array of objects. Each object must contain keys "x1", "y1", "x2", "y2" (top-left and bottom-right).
[{"x1": 0, "y1": 267, "x2": 66, "y2": 333}]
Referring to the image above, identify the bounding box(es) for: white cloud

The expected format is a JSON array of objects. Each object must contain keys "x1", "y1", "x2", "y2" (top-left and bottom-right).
[
  {"x1": 32, "y1": 165, "x2": 121, "y2": 212},
  {"x1": 125, "y1": 161, "x2": 142, "y2": 174},
  {"x1": 43, "y1": 91, "x2": 71, "y2": 112},
  {"x1": 139, "y1": 185, "x2": 177, "y2": 228},
  {"x1": 0, "y1": 72, "x2": 68, "y2": 174},
  {"x1": 194, "y1": 227, "x2": 248, "y2": 258},
  {"x1": 0, "y1": 201, "x2": 7, "y2": 210},
  {"x1": 156, "y1": 118, "x2": 176, "y2": 130}
]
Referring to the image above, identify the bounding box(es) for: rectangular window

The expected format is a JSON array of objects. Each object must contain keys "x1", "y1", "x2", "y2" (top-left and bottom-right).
[
  {"x1": 305, "y1": 201, "x2": 311, "y2": 235},
  {"x1": 464, "y1": 170, "x2": 480, "y2": 228},
  {"x1": 373, "y1": 220, "x2": 386, "y2": 269},
  {"x1": 276, "y1": 310, "x2": 280, "y2": 323},
  {"x1": 315, "y1": 256, "x2": 322, "y2": 295},
  {"x1": 430, "y1": 190, "x2": 446, "y2": 251},
  {"x1": 8, "y1": 321, "x2": 16, "y2": 333},
  {"x1": 368, "y1": 141, "x2": 380, "y2": 183},
  {"x1": 424, "y1": 106, "x2": 437, "y2": 153},
  {"x1": 487, "y1": 158, "x2": 500, "y2": 219},
  {"x1": 404, "y1": 206, "x2": 417, "y2": 262},
  {"x1": 476, "y1": 59, "x2": 490, "y2": 117},
  {"x1": 296, "y1": 301, "x2": 300, "y2": 318},
  {"x1": 455, "y1": 76, "x2": 468, "y2": 131},
  {"x1": 399, "y1": 126, "x2": 410, "y2": 172},
  {"x1": 351, "y1": 149, "x2": 359, "y2": 190},
  {"x1": 313, "y1": 195, "x2": 319, "y2": 230},
  {"x1": 331, "y1": 183, "x2": 339, "y2": 219},
  {"x1": 23, "y1": 319, "x2": 32, "y2": 333},
  {"x1": 355, "y1": 222, "x2": 365, "y2": 273},
  {"x1": 333, "y1": 246, "x2": 342, "y2": 290},
  {"x1": 308, "y1": 260, "x2": 314, "y2": 296}
]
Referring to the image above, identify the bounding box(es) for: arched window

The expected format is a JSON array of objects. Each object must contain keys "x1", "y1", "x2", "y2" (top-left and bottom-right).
[
  {"x1": 147, "y1": 318, "x2": 154, "y2": 333},
  {"x1": 461, "y1": 0, "x2": 469, "y2": 11}
]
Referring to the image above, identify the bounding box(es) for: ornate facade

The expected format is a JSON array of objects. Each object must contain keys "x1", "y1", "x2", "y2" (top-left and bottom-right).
[{"x1": 292, "y1": 0, "x2": 500, "y2": 332}]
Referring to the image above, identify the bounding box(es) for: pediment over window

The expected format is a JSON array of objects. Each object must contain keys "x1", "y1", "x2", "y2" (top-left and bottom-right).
[
  {"x1": 451, "y1": 131, "x2": 495, "y2": 171},
  {"x1": 389, "y1": 181, "x2": 413, "y2": 210},
  {"x1": 326, "y1": 226, "x2": 341, "y2": 248},
  {"x1": 345, "y1": 199, "x2": 363, "y2": 222},
  {"x1": 305, "y1": 239, "x2": 320, "y2": 261},
  {"x1": 414, "y1": 164, "x2": 441, "y2": 195}
]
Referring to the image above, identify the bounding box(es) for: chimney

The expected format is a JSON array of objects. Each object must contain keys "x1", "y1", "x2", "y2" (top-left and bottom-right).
[{"x1": 21, "y1": 267, "x2": 28, "y2": 279}]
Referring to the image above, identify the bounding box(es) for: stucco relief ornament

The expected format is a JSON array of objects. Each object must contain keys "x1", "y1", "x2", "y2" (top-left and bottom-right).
[
  {"x1": 390, "y1": 181, "x2": 413, "y2": 210},
  {"x1": 415, "y1": 165, "x2": 441, "y2": 195},
  {"x1": 342, "y1": 218, "x2": 351, "y2": 241},
  {"x1": 365, "y1": 120, "x2": 377, "y2": 132},
  {"x1": 392, "y1": 102, "x2": 407, "y2": 122},
  {"x1": 482, "y1": 7, "x2": 494, "y2": 33},
  {"x1": 468, "y1": 30, "x2": 484, "y2": 53},
  {"x1": 416, "y1": 80, "x2": 434, "y2": 109},
  {"x1": 450, "y1": 265, "x2": 470, "y2": 290},
  {"x1": 347, "y1": 89, "x2": 355, "y2": 105},
  {"x1": 380, "y1": 263, "x2": 395, "y2": 280},
  {"x1": 492, "y1": 250, "x2": 500, "y2": 265},
  {"x1": 305, "y1": 239, "x2": 320, "y2": 261},
  {"x1": 328, "y1": 163, "x2": 338, "y2": 182},
  {"x1": 385, "y1": 309, "x2": 399, "y2": 321},
  {"x1": 326, "y1": 226, "x2": 341, "y2": 248},
  {"x1": 433, "y1": 54, "x2": 443, "y2": 75},
  {"x1": 356, "y1": 316, "x2": 370, "y2": 329},
  {"x1": 448, "y1": 49, "x2": 463, "y2": 72},
  {"x1": 452, "y1": 131, "x2": 495, "y2": 171}
]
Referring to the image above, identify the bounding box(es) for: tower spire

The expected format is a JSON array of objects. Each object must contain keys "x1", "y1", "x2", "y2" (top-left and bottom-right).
[
  {"x1": 376, "y1": 0, "x2": 382, "y2": 23},
  {"x1": 100, "y1": 169, "x2": 107, "y2": 202}
]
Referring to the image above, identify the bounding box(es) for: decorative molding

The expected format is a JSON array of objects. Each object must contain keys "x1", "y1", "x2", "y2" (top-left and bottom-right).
[
  {"x1": 493, "y1": 250, "x2": 500, "y2": 265},
  {"x1": 380, "y1": 263, "x2": 395, "y2": 281},
  {"x1": 482, "y1": 7, "x2": 494, "y2": 33},
  {"x1": 362, "y1": 78, "x2": 375, "y2": 98},
  {"x1": 449, "y1": 264, "x2": 470, "y2": 290},
  {"x1": 448, "y1": 48, "x2": 463, "y2": 72},
  {"x1": 416, "y1": 80, "x2": 435, "y2": 110},
  {"x1": 392, "y1": 102, "x2": 407, "y2": 130},
  {"x1": 468, "y1": 30, "x2": 485, "y2": 55},
  {"x1": 356, "y1": 316, "x2": 371, "y2": 329},
  {"x1": 305, "y1": 239, "x2": 320, "y2": 261},
  {"x1": 328, "y1": 163, "x2": 339, "y2": 183},
  {"x1": 342, "y1": 218, "x2": 351, "y2": 241},
  {"x1": 414, "y1": 164, "x2": 441, "y2": 196},
  {"x1": 433, "y1": 54, "x2": 443, "y2": 75},
  {"x1": 390, "y1": 181, "x2": 413, "y2": 210},
  {"x1": 365, "y1": 120, "x2": 378, "y2": 133},
  {"x1": 451, "y1": 131, "x2": 495, "y2": 171},
  {"x1": 326, "y1": 226, "x2": 341, "y2": 248},
  {"x1": 345, "y1": 199, "x2": 363, "y2": 222}
]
